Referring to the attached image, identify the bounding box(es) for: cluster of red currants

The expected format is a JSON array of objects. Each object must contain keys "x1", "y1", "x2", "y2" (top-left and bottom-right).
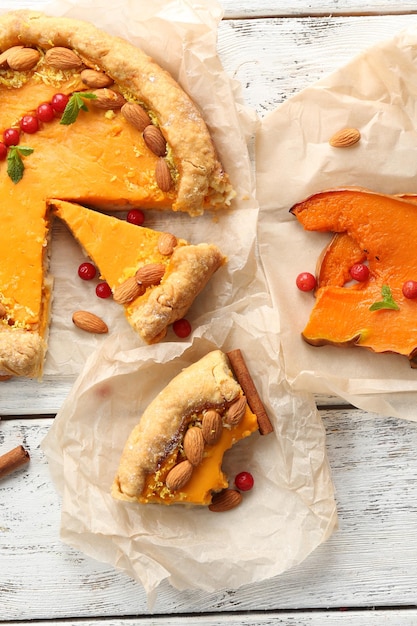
[{"x1": 0, "y1": 92, "x2": 69, "y2": 160}]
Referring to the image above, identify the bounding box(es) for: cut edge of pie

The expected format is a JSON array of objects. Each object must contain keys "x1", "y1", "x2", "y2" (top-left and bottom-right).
[{"x1": 111, "y1": 349, "x2": 273, "y2": 508}]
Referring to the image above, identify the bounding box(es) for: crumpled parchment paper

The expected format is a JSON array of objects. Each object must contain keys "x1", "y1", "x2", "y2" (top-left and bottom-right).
[
  {"x1": 37, "y1": 0, "x2": 337, "y2": 603},
  {"x1": 256, "y1": 23, "x2": 417, "y2": 420}
]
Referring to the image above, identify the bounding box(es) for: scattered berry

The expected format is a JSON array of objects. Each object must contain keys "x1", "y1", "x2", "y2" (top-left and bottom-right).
[
  {"x1": 235, "y1": 471, "x2": 254, "y2": 492},
  {"x1": 37, "y1": 102, "x2": 55, "y2": 123},
  {"x1": 96, "y1": 282, "x2": 112, "y2": 299},
  {"x1": 296, "y1": 271, "x2": 316, "y2": 292},
  {"x1": 402, "y1": 280, "x2": 417, "y2": 299},
  {"x1": 3, "y1": 127, "x2": 20, "y2": 147},
  {"x1": 51, "y1": 92, "x2": 69, "y2": 113},
  {"x1": 349, "y1": 263, "x2": 369, "y2": 282},
  {"x1": 0, "y1": 141, "x2": 7, "y2": 160},
  {"x1": 20, "y1": 114, "x2": 39, "y2": 134},
  {"x1": 78, "y1": 262, "x2": 97, "y2": 281},
  {"x1": 126, "y1": 209, "x2": 145, "y2": 226},
  {"x1": 172, "y1": 318, "x2": 192, "y2": 338}
]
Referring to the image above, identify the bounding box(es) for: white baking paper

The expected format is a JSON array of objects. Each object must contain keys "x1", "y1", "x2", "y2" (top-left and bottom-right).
[
  {"x1": 34, "y1": 0, "x2": 337, "y2": 602},
  {"x1": 257, "y1": 23, "x2": 417, "y2": 420}
]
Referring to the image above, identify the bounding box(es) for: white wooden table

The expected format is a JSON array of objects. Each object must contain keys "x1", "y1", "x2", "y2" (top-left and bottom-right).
[{"x1": 3, "y1": 1, "x2": 417, "y2": 625}]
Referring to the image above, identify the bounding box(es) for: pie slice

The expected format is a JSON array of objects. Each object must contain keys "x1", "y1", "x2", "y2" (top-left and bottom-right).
[
  {"x1": 0, "y1": 11, "x2": 234, "y2": 378},
  {"x1": 112, "y1": 349, "x2": 273, "y2": 508},
  {"x1": 51, "y1": 199, "x2": 225, "y2": 344}
]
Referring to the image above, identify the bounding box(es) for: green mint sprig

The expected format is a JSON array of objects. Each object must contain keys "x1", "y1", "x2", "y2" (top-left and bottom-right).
[
  {"x1": 60, "y1": 92, "x2": 97, "y2": 125},
  {"x1": 369, "y1": 285, "x2": 400, "y2": 311},
  {"x1": 7, "y1": 146, "x2": 34, "y2": 184}
]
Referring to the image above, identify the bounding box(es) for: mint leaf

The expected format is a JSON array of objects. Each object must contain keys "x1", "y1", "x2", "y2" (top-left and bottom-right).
[
  {"x1": 7, "y1": 146, "x2": 34, "y2": 184},
  {"x1": 369, "y1": 285, "x2": 400, "y2": 311},
  {"x1": 60, "y1": 92, "x2": 97, "y2": 125}
]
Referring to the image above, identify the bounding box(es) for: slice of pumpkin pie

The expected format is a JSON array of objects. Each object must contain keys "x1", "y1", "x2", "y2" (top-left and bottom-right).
[
  {"x1": 112, "y1": 349, "x2": 273, "y2": 508},
  {"x1": 0, "y1": 11, "x2": 234, "y2": 378},
  {"x1": 50, "y1": 199, "x2": 225, "y2": 344}
]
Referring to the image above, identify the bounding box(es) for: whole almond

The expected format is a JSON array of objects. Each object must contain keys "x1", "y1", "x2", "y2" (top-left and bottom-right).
[
  {"x1": 225, "y1": 395, "x2": 247, "y2": 426},
  {"x1": 166, "y1": 460, "x2": 193, "y2": 491},
  {"x1": 209, "y1": 489, "x2": 242, "y2": 512},
  {"x1": 155, "y1": 157, "x2": 172, "y2": 192},
  {"x1": 157, "y1": 232, "x2": 177, "y2": 256},
  {"x1": 45, "y1": 47, "x2": 83, "y2": 70},
  {"x1": 91, "y1": 88, "x2": 126, "y2": 110},
  {"x1": 135, "y1": 263, "x2": 165, "y2": 288},
  {"x1": 143, "y1": 125, "x2": 167, "y2": 156},
  {"x1": 80, "y1": 68, "x2": 114, "y2": 89},
  {"x1": 0, "y1": 46, "x2": 23, "y2": 68},
  {"x1": 113, "y1": 276, "x2": 145, "y2": 304},
  {"x1": 202, "y1": 410, "x2": 223, "y2": 445},
  {"x1": 72, "y1": 310, "x2": 108, "y2": 334},
  {"x1": 7, "y1": 47, "x2": 40, "y2": 71},
  {"x1": 0, "y1": 303, "x2": 6, "y2": 318},
  {"x1": 183, "y1": 426, "x2": 205, "y2": 466},
  {"x1": 121, "y1": 102, "x2": 151, "y2": 132},
  {"x1": 329, "y1": 127, "x2": 361, "y2": 148}
]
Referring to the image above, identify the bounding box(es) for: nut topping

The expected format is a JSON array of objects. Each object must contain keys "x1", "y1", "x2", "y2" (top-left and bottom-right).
[
  {"x1": 91, "y1": 88, "x2": 126, "y2": 110},
  {"x1": 183, "y1": 427, "x2": 204, "y2": 466},
  {"x1": 165, "y1": 460, "x2": 193, "y2": 491},
  {"x1": 157, "y1": 232, "x2": 177, "y2": 256},
  {"x1": 72, "y1": 310, "x2": 108, "y2": 334},
  {"x1": 44, "y1": 46, "x2": 83, "y2": 70},
  {"x1": 0, "y1": 303, "x2": 6, "y2": 318},
  {"x1": 0, "y1": 46, "x2": 24, "y2": 69},
  {"x1": 209, "y1": 489, "x2": 242, "y2": 512},
  {"x1": 143, "y1": 125, "x2": 167, "y2": 156},
  {"x1": 224, "y1": 395, "x2": 247, "y2": 426},
  {"x1": 121, "y1": 102, "x2": 152, "y2": 132},
  {"x1": 202, "y1": 410, "x2": 223, "y2": 445},
  {"x1": 113, "y1": 276, "x2": 145, "y2": 304},
  {"x1": 7, "y1": 47, "x2": 40, "y2": 71},
  {"x1": 80, "y1": 68, "x2": 114, "y2": 89},
  {"x1": 155, "y1": 157, "x2": 172, "y2": 192},
  {"x1": 135, "y1": 263, "x2": 165, "y2": 288}
]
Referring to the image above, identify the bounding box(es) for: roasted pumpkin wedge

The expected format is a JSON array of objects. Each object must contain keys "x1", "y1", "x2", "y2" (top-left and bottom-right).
[{"x1": 290, "y1": 187, "x2": 417, "y2": 367}]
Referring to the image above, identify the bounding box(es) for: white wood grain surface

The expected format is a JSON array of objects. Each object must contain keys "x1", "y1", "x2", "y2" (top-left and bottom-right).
[{"x1": 2, "y1": 2, "x2": 417, "y2": 625}]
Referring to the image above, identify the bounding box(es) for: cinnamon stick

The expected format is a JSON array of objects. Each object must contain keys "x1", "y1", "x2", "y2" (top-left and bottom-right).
[
  {"x1": 227, "y1": 349, "x2": 273, "y2": 435},
  {"x1": 0, "y1": 445, "x2": 30, "y2": 479}
]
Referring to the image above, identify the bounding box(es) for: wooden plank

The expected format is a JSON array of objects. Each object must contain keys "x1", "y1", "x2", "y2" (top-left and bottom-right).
[{"x1": 2, "y1": 411, "x2": 417, "y2": 619}]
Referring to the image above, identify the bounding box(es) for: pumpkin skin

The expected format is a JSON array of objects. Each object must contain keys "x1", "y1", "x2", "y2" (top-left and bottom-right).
[{"x1": 290, "y1": 187, "x2": 417, "y2": 367}]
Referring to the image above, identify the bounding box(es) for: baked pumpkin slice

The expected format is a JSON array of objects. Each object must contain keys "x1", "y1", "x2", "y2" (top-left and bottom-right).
[
  {"x1": 291, "y1": 187, "x2": 417, "y2": 366},
  {"x1": 51, "y1": 199, "x2": 225, "y2": 344},
  {"x1": 111, "y1": 349, "x2": 273, "y2": 508},
  {"x1": 0, "y1": 11, "x2": 234, "y2": 378}
]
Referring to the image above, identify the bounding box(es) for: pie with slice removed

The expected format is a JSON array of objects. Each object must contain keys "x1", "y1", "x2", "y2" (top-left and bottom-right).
[
  {"x1": 111, "y1": 350, "x2": 270, "y2": 508},
  {"x1": 51, "y1": 199, "x2": 225, "y2": 344},
  {"x1": 0, "y1": 11, "x2": 233, "y2": 378}
]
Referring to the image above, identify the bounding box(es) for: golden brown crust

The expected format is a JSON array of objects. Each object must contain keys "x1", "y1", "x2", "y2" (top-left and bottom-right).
[
  {"x1": 112, "y1": 350, "x2": 241, "y2": 501},
  {"x1": 0, "y1": 10, "x2": 234, "y2": 216},
  {"x1": 0, "y1": 329, "x2": 45, "y2": 378},
  {"x1": 130, "y1": 243, "x2": 226, "y2": 343}
]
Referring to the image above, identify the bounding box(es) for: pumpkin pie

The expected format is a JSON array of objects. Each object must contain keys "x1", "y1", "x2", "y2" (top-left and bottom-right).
[
  {"x1": 111, "y1": 350, "x2": 271, "y2": 508},
  {"x1": 0, "y1": 11, "x2": 234, "y2": 378},
  {"x1": 51, "y1": 199, "x2": 225, "y2": 344}
]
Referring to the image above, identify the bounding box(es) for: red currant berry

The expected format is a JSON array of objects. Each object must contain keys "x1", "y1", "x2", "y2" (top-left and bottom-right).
[
  {"x1": 96, "y1": 282, "x2": 112, "y2": 299},
  {"x1": 20, "y1": 114, "x2": 39, "y2": 134},
  {"x1": 172, "y1": 318, "x2": 192, "y2": 338},
  {"x1": 78, "y1": 262, "x2": 97, "y2": 281},
  {"x1": 235, "y1": 471, "x2": 254, "y2": 492},
  {"x1": 0, "y1": 142, "x2": 7, "y2": 160},
  {"x1": 37, "y1": 102, "x2": 55, "y2": 123},
  {"x1": 296, "y1": 271, "x2": 316, "y2": 292},
  {"x1": 51, "y1": 93, "x2": 69, "y2": 113},
  {"x1": 3, "y1": 127, "x2": 20, "y2": 146},
  {"x1": 402, "y1": 280, "x2": 417, "y2": 299},
  {"x1": 126, "y1": 209, "x2": 145, "y2": 226},
  {"x1": 349, "y1": 263, "x2": 369, "y2": 282}
]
